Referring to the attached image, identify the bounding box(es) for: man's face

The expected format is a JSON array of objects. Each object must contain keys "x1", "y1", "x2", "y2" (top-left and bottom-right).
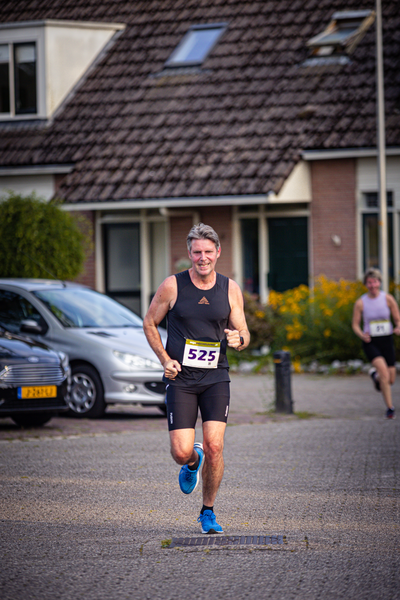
[{"x1": 188, "y1": 238, "x2": 221, "y2": 278}]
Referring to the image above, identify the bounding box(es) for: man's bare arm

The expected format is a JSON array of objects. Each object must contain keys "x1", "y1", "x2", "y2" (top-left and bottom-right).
[
  {"x1": 224, "y1": 279, "x2": 250, "y2": 350},
  {"x1": 143, "y1": 276, "x2": 181, "y2": 379}
]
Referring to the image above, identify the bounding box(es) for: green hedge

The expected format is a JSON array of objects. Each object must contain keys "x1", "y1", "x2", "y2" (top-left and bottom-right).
[{"x1": 0, "y1": 192, "x2": 92, "y2": 280}]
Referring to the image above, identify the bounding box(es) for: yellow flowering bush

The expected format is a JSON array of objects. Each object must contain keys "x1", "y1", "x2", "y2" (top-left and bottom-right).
[
  {"x1": 243, "y1": 292, "x2": 275, "y2": 350},
  {"x1": 267, "y1": 276, "x2": 367, "y2": 363},
  {"x1": 242, "y1": 276, "x2": 400, "y2": 365},
  {"x1": 267, "y1": 276, "x2": 368, "y2": 363}
]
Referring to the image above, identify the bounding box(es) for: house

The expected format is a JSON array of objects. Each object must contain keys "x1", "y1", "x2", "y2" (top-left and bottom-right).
[{"x1": 0, "y1": 0, "x2": 399, "y2": 316}]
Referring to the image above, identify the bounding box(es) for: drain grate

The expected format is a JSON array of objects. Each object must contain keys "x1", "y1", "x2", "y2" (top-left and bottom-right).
[{"x1": 168, "y1": 535, "x2": 284, "y2": 548}]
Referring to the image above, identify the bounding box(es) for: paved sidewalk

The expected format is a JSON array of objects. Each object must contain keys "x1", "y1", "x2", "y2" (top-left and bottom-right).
[
  {"x1": 230, "y1": 371, "x2": 400, "y2": 420},
  {"x1": 0, "y1": 373, "x2": 399, "y2": 599}
]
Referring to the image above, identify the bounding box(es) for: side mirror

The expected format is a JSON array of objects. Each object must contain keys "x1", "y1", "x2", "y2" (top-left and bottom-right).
[{"x1": 20, "y1": 319, "x2": 43, "y2": 334}]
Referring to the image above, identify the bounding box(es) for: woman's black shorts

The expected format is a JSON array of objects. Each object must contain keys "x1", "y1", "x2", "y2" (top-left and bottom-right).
[
  {"x1": 165, "y1": 381, "x2": 230, "y2": 431},
  {"x1": 362, "y1": 334, "x2": 395, "y2": 367}
]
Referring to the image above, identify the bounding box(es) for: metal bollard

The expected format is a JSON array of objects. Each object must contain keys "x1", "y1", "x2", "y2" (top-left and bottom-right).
[{"x1": 273, "y1": 350, "x2": 293, "y2": 414}]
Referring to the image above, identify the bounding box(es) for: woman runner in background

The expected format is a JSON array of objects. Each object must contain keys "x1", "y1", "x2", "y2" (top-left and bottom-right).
[{"x1": 352, "y1": 268, "x2": 400, "y2": 419}]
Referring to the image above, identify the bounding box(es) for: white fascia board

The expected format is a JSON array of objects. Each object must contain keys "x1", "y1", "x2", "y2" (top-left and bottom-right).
[
  {"x1": 0, "y1": 20, "x2": 125, "y2": 32},
  {"x1": 0, "y1": 165, "x2": 74, "y2": 176},
  {"x1": 60, "y1": 192, "x2": 312, "y2": 212},
  {"x1": 61, "y1": 195, "x2": 269, "y2": 211},
  {"x1": 303, "y1": 147, "x2": 400, "y2": 160}
]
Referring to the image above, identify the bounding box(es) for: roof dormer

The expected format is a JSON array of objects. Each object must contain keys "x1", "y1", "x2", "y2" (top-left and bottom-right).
[
  {"x1": 307, "y1": 10, "x2": 375, "y2": 58},
  {"x1": 0, "y1": 20, "x2": 125, "y2": 121}
]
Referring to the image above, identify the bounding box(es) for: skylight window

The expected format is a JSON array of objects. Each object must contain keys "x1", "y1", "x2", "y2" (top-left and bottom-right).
[
  {"x1": 166, "y1": 23, "x2": 226, "y2": 67},
  {"x1": 307, "y1": 10, "x2": 375, "y2": 57}
]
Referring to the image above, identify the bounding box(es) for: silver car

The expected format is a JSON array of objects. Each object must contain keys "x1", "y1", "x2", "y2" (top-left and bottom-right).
[{"x1": 0, "y1": 279, "x2": 166, "y2": 418}]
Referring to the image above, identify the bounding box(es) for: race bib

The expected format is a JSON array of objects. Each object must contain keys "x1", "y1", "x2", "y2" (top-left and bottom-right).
[
  {"x1": 370, "y1": 320, "x2": 391, "y2": 337},
  {"x1": 182, "y1": 339, "x2": 220, "y2": 369}
]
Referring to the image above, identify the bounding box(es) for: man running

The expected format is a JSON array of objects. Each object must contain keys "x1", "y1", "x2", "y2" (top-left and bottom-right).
[{"x1": 143, "y1": 223, "x2": 250, "y2": 533}]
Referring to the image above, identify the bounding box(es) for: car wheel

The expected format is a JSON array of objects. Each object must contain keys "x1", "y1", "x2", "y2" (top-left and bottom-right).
[
  {"x1": 11, "y1": 412, "x2": 54, "y2": 428},
  {"x1": 68, "y1": 365, "x2": 106, "y2": 418}
]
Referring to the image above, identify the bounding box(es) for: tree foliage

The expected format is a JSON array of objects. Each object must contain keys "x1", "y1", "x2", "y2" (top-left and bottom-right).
[{"x1": 0, "y1": 192, "x2": 92, "y2": 280}]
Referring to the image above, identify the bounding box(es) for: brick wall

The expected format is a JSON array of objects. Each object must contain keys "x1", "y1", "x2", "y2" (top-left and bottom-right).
[
  {"x1": 311, "y1": 159, "x2": 357, "y2": 281},
  {"x1": 169, "y1": 216, "x2": 193, "y2": 274},
  {"x1": 72, "y1": 210, "x2": 96, "y2": 288},
  {"x1": 169, "y1": 207, "x2": 233, "y2": 277}
]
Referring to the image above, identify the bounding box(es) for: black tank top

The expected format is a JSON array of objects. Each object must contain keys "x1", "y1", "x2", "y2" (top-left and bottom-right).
[{"x1": 165, "y1": 270, "x2": 231, "y2": 388}]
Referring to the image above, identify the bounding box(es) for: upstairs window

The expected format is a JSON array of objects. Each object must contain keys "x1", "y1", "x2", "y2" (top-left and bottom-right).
[
  {"x1": 0, "y1": 42, "x2": 37, "y2": 115},
  {"x1": 307, "y1": 10, "x2": 375, "y2": 58},
  {"x1": 363, "y1": 191, "x2": 393, "y2": 208},
  {"x1": 166, "y1": 23, "x2": 226, "y2": 67}
]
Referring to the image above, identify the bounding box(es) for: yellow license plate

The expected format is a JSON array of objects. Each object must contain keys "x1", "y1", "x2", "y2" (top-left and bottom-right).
[{"x1": 18, "y1": 386, "x2": 57, "y2": 399}]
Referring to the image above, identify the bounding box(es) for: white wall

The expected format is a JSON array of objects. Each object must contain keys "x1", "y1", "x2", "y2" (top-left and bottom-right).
[
  {"x1": 357, "y1": 156, "x2": 400, "y2": 205},
  {"x1": 0, "y1": 20, "x2": 125, "y2": 119},
  {"x1": 0, "y1": 174, "x2": 55, "y2": 200},
  {"x1": 45, "y1": 22, "x2": 124, "y2": 116}
]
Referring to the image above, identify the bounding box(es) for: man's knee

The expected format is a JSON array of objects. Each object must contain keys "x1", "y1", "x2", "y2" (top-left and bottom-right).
[
  {"x1": 170, "y1": 446, "x2": 193, "y2": 465},
  {"x1": 203, "y1": 438, "x2": 224, "y2": 462},
  {"x1": 169, "y1": 430, "x2": 196, "y2": 465}
]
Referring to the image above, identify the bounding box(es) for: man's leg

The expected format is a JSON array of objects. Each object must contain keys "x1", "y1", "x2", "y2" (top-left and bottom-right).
[
  {"x1": 169, "y1": 428, "x2": 196, "y2": 466},
  {"x1": 202, "y1": 420, "x2": 226, "y2": 507},
  {"x1": 169, "y1": 427, "x2": 204, "y2": 495},
  {"x1": 196, "y1": 420, "x2": 226, "y2": 534},
  {"x1": 372, "y1": 356, "x2": 394, "y2": 409}
]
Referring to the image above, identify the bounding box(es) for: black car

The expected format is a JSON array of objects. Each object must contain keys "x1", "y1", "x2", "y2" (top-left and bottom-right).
[{"x1": 0, "y1": 326, "x2": 70, "y2": 427}]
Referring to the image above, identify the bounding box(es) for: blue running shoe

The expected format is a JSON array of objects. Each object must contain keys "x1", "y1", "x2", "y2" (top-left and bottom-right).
[
  {"x1": 178, "y1": 442, "x2": 204, "y2": 494},
  {"x1": 197, "y1": 510, "x2": 223, "y2": 534}
]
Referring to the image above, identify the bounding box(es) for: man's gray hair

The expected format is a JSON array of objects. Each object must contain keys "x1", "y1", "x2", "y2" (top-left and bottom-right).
[
  {"x1": 187, "y1": 223, "x2": 220, "y2": 253},
  {"x1": 363, "y1": 267, "x2": 382, "y2": 285}
]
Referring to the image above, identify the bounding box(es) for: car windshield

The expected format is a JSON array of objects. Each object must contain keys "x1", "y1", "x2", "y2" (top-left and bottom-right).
[{"x1": 33, "y1": 289, "x2": 143, "y2": 328}]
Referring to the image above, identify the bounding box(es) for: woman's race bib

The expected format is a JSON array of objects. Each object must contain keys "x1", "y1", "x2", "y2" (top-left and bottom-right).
[
  {"x1": 182, "y1": 339, "x2": 220, "y2": 369},
  {"x1": 369, "y1": 320, "x2": 391, "y2": 337}
]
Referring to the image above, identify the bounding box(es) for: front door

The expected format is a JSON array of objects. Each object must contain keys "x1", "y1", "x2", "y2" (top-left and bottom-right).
[{"x1": 268, "y1": 217, "x2": 308, "y2": 292}]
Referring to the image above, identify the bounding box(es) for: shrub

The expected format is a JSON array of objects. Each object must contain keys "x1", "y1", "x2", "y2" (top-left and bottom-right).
[
  {"x1": 0, "y1": 192, "x2": 92, "y2": 280},
  {"x1": 267, "y1": 276, "x2": 367, "y2": 364},
  {"x1": 243, "y1": 292, "x2": 275, "y2": 350}
]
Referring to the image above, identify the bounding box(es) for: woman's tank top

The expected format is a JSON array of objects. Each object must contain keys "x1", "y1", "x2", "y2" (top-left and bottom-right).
[
  {"x1": 165, "y1": 270, "x2": 231, "y2": 388},
  {"x1": 362, "y1": 291, "x2": 392, "y2": 334}
]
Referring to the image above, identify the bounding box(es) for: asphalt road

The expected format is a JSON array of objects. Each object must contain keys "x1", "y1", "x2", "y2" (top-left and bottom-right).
[{"x1": 1, "y1": 373, "x2": 399, "y2": 599}]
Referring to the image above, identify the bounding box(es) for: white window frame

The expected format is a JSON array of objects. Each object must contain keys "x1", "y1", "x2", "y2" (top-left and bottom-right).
[
  {"x1": 0, "y1": 26, "x2": 45, "y2": 119},
  {"x1": 165, "y1": 23, "x2": 227, "y2": 68},
  {"x1": 97, "y1": 210, "x2": 169, "y2": 317}
]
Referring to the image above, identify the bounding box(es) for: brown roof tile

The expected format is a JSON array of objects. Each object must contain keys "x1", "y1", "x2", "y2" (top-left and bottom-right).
[{"x1": 0, "y1": 0, "x2": 399, "y2": 202}]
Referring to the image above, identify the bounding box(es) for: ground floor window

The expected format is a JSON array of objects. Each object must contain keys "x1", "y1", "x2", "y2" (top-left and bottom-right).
[
  {"x1": 241, "y1": 219, "x2": 259, "y2": 294},
  {"x1": 239, "y1": 209, "x2": 309, "y2": 297},
  {"x1": 267, "y1": 217, "x2": 308, "y2": 292},
  {"x1": 100, "y1": 215, "x2": 168, "y2": 318},
  {"x1": 362, "y1": 213, "x2": 393, "y2": 279},
  {"x1": 103, "y1": 223, "x2": 141, "y2": 315},
  {"x1": 361, "y1": 191, "x2": 394, "y2": 281}
]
